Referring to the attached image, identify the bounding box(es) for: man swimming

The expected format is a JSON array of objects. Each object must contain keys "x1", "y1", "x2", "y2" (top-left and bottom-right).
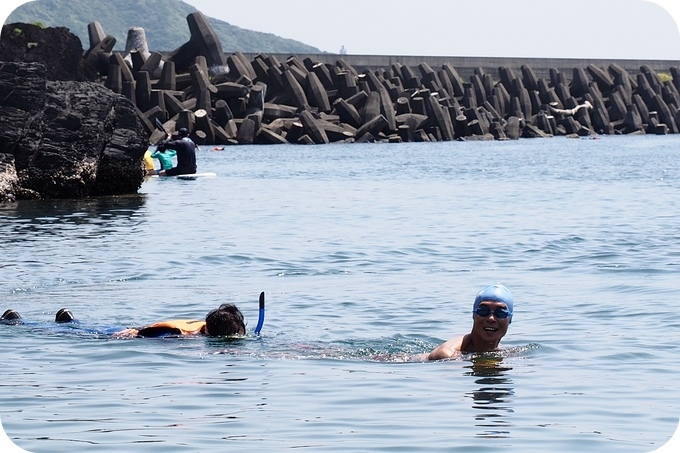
[{"x1": 426, "y1": 284, "x2": 514, "y2": 360}]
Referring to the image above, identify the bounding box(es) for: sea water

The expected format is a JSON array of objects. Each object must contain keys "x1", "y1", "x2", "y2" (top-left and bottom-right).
[{"x1": 0, "y1": 135, "x2": 678, "y2": 452}]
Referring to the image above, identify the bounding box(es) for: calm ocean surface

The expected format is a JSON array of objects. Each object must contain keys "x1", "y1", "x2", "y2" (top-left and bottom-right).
[{"x1": 1, "y1": 135, "x2": 678, "y2": 452}]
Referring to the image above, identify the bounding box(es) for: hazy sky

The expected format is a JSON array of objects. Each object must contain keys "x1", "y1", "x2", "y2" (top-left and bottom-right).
[
  {"x1": 178, "y1": 0, "x2": 680, "y2": 59},
  {"x1": 1, "y1": 0, "x2": 680, "y2": 59}
]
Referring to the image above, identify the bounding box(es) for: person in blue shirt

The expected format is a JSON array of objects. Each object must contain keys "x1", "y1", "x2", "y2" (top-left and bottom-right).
[{"x1": 145, "y1": 146, "x2": 177, "y2": 176}]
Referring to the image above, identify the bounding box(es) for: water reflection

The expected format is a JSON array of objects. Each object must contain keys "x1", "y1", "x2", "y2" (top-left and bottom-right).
[
  {"x1": 464, "y1": 355, "x2": 514, "y2": 438},
  {"x1": 0, "y1": 195, "x2": 148, "y2": 241}
]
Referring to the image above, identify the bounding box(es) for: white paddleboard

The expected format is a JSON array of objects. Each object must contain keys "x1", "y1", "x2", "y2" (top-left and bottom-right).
[
  {"x1": 176, "y1": 172, "x2": 217, "y2": 180},
  {"x1": 148, "y1": 172, "x2": 217, "y2": 179}
]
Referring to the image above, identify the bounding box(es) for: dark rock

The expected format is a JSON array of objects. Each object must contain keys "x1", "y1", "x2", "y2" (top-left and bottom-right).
[
  {"x1": 0, "y1": 153, "x2": 20, "y2": 202},
  {"x1": 505, "y1": 116, "x2": 522, "y2": 140},
  {"x1": 355, "y1": 114, "x2": 388, "y2": 141},
  {"x1": 333, "y1": 98, "x2": 362, "y2": 128},
  {"x1": 0, "y1": 62, "x2": 147, "y2": 200},
  {"x1": 622, "y1": 105, "x2": 644, "y2": 134},
  {"x1": 0, "y1": 23, "x2": 96, "y2": 82},
  {"x1": 424, "y1": 94, "x2": 454, "y2": 141},
  {"x1": 167, "y1": 12, "x2": 226, "y2": 72},
  {"x1": 299, "y1": 110, "x2": 329, "y2": 144},
  {"x1": 305, "y1": 72, "x2": 331, "y2": 113},
  {"x1": 489, "y1": 120, "x2": 508, "y2": 141},
  {"x1": 257, "y1": 127, "x2": 289, "y2": 144},
  {"x1": 282, "y1": 67, "x2": 310, "y2": 110},
  {"x1": 522, "y1": 123, "x2": 551, "y2": 139},
  {"x1": 362, "y1": 91, "x2": 382, "y2": 124},
  {"x1": 236, "y1": 117, "x2": 257, "y2": 144}
]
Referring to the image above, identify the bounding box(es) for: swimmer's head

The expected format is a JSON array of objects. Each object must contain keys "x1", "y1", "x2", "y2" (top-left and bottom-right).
[
  {"x1": 205, "y1": 303, "x2": 246, "y2": 337},
  {"x1": 473, "y1": 284, "x2": 514, "y2": 323}
]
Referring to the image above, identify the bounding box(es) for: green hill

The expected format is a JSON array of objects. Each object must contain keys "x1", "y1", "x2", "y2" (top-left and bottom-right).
[{"x1": 5, "y1": 0, "x2": 323, "y2": 54}]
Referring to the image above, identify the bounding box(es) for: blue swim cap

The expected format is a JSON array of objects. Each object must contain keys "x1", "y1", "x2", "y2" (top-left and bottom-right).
[{"x1": 473, "y1": 284, "x2": 514, "y2": 323}]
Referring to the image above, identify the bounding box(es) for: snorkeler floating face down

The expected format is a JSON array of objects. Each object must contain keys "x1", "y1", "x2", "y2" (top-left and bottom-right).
[{"x1": 2, "y1": 294, "x2": 266, "y2": 340}]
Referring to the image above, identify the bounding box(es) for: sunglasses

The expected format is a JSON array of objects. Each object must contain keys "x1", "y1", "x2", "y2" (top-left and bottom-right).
[{"x1": 474, "y1": 306, "x2": 511, "y2": 319}]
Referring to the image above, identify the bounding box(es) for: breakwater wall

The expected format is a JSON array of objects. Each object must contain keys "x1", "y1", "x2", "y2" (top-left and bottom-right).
[
  {"x1": 242, "y1": 53, "x2": 680, "y2": 82},
  {"x1": 15, "y1": 12, "x2": 680, "y2": 146},
  {"x1": 169, "y1": 44, "x2": 680, "y2": 142}
]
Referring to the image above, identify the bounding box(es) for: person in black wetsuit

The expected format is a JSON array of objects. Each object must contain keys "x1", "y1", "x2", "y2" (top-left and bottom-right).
[{"x1": 155, "y1": 127, "x2": 197, "y2": 176}]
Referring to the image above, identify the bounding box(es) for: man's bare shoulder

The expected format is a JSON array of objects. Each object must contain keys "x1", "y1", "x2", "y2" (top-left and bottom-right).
[{"x1": 427, "y1": 334, "x2": 468, "y2": 361}]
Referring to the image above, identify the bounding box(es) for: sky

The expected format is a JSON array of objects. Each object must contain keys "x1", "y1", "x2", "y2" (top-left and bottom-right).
[
  {"x1": 1, "y1": 0, "x2": 680, "y2": 59},
  {"x1": 176, "y1": 0, "x2": 680, "y2": 59},
  {"x1": 0, "y1": 1, "x2": 679, "y2": 452}
]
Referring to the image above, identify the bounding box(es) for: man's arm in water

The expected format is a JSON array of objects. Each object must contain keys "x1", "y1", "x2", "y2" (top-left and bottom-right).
[{"x1": 111, "y1": 328, "x2": 139, "y2": 339}]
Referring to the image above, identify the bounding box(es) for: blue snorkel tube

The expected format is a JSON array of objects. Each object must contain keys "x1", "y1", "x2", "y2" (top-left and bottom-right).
[{"x1": 254, "y1": 292, "x2": 265, "y2": 335}]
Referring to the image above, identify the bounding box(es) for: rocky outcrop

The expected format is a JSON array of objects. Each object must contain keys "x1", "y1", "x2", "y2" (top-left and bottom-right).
[
  {"x1": 0, "y1": 22, "x2": 96, "y2": 81},
  {"x1": 0, "y1": 62, "x2": 147, "y2": 201}
]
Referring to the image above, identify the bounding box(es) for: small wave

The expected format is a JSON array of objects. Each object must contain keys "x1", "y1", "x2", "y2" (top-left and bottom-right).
[{"x1": 208, "y1": 336, "x2": 541, "y2": 364}]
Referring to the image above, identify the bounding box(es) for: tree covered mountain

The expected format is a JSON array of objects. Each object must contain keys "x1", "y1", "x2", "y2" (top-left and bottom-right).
[{"x1": 5, "y1": 0, "x2": 322, "y2": 54}]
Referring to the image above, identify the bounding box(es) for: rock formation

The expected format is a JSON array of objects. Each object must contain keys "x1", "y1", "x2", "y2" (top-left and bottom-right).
[
  {"x1": 0, "y1": 22, "x2": 96, "y2": 81},
  {"x1": 0, "y1": 62, "x2": 147, "y2": 201}
]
